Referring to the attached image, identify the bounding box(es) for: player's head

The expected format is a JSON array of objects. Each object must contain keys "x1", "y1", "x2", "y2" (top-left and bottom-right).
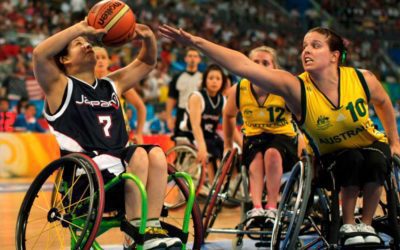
[
  {"x1": 54, "y1": 36, "x2": 96, "y2": 74},
  {"x1": 302, "y1": 27, "x2": 347, "y2": 73},
  {"x1": 248, "y1": 46, "x2": 279, "y2": 69},
  {"x1": 93, "y1": 46, "x2": 110, "y2": 78},
  {"x1": 184, "y1": 47, "x2": 201, "y2": 71},
  {"x1": 201, "y1": 64, "x2": 227, "y2": 95}
]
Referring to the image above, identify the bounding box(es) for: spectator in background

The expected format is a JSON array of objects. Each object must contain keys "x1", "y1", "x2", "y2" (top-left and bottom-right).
[
  {"x1": 0, "y1": 97, "x2": 16, "y2": 132},
  {"x1": 13, "y1": 103, "x2": 46, "y2": 132},
  {"x1": 13, "y1": 97, "x2": 29, "y2": 114},
  {"x1": 166, "y1": 48, "x2": 202, "y2": 140}
]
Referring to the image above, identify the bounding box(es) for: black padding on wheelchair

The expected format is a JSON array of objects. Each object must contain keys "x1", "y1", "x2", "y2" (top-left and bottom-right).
[
  {"x1": 161, "y1": 221, "x2": 189, "y2": 244},
  {"x1": 120, "y1": 219, "x2": 144, "y2": 245}
]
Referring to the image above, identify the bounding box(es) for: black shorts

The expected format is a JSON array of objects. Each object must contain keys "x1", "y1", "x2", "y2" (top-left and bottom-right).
[
  {"x1": 242, "y1": 133, "x2": 299, "y2": 172},
  {"x1": 69, "y1": 144, "x2": 159, "y2": 213},
  {"x1": 319, "y1": 141, "x2": 391, "y2": 188},
  {"x1": 205, "y1": 134, "x2": 224, "y2": 161}
]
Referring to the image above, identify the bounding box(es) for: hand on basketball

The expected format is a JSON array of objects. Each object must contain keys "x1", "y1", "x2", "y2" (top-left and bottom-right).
[
  {"x1": 158, "y1": 24, "x2": 195, "y2": 46},
  {"x1": 79, "y1": 18, "x2": 107, "y2": 43},
  {"x1": 132, "y1": 24, "x2": 155, "y2": 41}
]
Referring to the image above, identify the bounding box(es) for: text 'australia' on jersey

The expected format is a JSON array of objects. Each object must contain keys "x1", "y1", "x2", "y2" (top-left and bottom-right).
[
  {"x1": 44, "y1": 76, "x2": 128, "y2": 153},
  {"x1": 298, "y1": 67, "x2": 387, "y2": 156}
]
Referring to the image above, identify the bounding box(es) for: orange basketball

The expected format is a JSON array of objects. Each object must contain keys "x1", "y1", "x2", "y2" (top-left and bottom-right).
[{"x1": 87, "y1": 0, "x2": 136, "y2": 47}]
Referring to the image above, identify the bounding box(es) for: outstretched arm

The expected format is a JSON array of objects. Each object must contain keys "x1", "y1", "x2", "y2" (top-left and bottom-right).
[
  {"x1": 123, "y1": 88, "x2": 146, "y2": 144},
  {"x1": 364, "y1": 70, "x2": 400, "y2": 156},
  {"x1": 109, "y1": 24, "x2": 157, "y2": 95},
  {"x1": 159, "y1": 24, "x2": 302, "y2": 117},
  {"x1": 223, "y1": 85, "x2": 242, "y2": 151}
]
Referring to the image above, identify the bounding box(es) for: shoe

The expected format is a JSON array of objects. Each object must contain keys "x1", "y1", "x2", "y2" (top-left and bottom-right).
[
  {"x1": 144, "y1": 227, "x2": 182, "y2": 250},
  {"x1": 245, "y1": 208, "x2": 265, "y2": 228},
  {"x1": 356, "y1": 223, "x2": 381, "y2": 244},
  {"x1": 264, "y1": 208, "x2": 277, "y2": 227},
  {"x1": 339, "y1": 224, "x2": 364, "y2": 246}
]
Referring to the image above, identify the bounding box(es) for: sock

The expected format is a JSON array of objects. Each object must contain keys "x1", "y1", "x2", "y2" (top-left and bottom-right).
[
  {"x1": 265, "y1": 204, "x2": 277, "y2": 210},
  {"x1": 146, "y1": 218, "x2": 162, "y2": 228},
  {"x1": 254, "y1": 204, "x2": 263, "y2": 209},
  {"x1": 130, "y1": 218, "x2": 141, "y2": 227}
]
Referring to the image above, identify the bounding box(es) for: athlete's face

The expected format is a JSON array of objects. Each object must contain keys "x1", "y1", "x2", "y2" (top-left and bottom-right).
[
  {"x1": 249, "y1": 51, "x2": 275, "y2": 69},
  {"x1": 206, "y1": 70, "x2": 224, "y2": 95},
  {"x1": 301, "y1": 31, "x2": 339, "y2": 73},
  {"x1": 64, "y1": 37, "x2": 96, "y2": 68},
  {"x1": 94, "y1": 48, "x2": 110, "y2": 72},
  {"x1": 184, "y1": 50, "x2": 201, "y2": 70}
]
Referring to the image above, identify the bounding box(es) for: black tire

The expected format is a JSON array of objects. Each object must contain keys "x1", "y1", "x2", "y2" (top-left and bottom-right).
[
  {"x1": 16, "y1": 153, "x2": 105, "y2": 250},
  {"x1": 166, "y1": 145, "x2": 205, "y2": 196},
  {"x1": 271, "y1": 152, "x2": 313, "y2": 250},
  {"x1": 202, "y1": 149, "x2": 237, "y2": 239},
  {"x1": 373, "y1": 156, "x2": 400, "y2": 249},
  {"x1": 161, "y1": 164, "x2": 204, "y2": 250}
]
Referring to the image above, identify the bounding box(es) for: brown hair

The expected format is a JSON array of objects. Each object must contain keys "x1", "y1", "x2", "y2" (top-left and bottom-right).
[{"x1": 307, "y1": 27, "x2": 347, "y2": 65}]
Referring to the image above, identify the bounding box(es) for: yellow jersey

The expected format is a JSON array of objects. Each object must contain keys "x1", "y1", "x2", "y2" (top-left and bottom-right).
[
  {"x1": 298, "y1": 67, "x2": 387, "y2": 156},
  {"x1": 238, "y1": 79, "x2": 296, "y2": 137}
]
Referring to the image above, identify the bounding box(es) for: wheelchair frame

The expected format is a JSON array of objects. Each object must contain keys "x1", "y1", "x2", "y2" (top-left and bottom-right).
[{"x1": 16, "y1": 153, "x2": 203, "y2": 250}]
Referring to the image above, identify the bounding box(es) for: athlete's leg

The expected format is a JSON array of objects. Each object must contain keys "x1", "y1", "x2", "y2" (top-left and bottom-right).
[
  {"x1": 264, "y1": 148, "x2": 283, "y2": 208},
  {"x1": 249, "y1": 152, "x2": 264, "y2": 208},
  {"x1": 146, "y1": 146, "x2": 168, "y2": 218},
  {"x1": 361, "y1": 183, "x2": 382, "y2": 225},
  {"x1": 341, "y1": 186, "x2": 360, "y2": 225},
  {"x1": 125, "y1": 147, "x2": 149, "y2": 220}
]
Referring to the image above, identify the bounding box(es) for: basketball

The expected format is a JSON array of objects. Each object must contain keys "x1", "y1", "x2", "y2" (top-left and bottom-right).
[{"x1": 87, "y1": 0, "x2": 136, "y2": 47}]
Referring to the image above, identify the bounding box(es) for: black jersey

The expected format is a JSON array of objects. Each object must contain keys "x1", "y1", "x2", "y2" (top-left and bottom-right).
[
  {"x1": 44, "y1": 76, "x2": 128, "y2": 154},
  {"x1": 180, "y1": 89, "x2": 225, "y2": 139}
]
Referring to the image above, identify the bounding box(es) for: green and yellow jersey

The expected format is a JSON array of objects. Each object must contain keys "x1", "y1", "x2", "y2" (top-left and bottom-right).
[
  {"x1": 298, "y1": 67, "x2": 387, "y2": 156},
  {"x1": 237, "y1": 79, "x2": 297, "y2": 137}
]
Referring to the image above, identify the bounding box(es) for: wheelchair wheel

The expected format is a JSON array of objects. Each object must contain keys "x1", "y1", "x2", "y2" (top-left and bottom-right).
[
  {"x1": 202, "y1": 148, "x2": 238, "y2": 239},
  {"x1": 166, "y1": 144, "x2": 206, "y2": 196},
  {"x1": 16, "y1": 153, "x2": 105, "y2": 250},
  {"x1": 271, "y1": 151, "x2": 313, "y2": 250},
  {"x1": 161, "y1": 163, "x2": 204, "y2": 250},
  {"x1": 372, "y1": 155, "x2": 400, "y2": 249}
]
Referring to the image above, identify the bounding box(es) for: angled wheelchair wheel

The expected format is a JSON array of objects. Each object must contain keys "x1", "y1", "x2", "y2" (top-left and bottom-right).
[
  {"x1": 271, "y1": 151, "x2": 313, "y2": 250},
  {"x1": 162, "y1": 163, "x2": 204, "y2": 250},
  {"x1": 372, "y1": 155, "x2": 400, "y2": 249},
  {"x1": 166, "y1": 144, "x2": 206, "y2": 196},
  {"x1": 202, "y1": 148, "x2": 238, "y2": 239},
  {"x1": 16, "y1": 153, "x2": 105, "y2": 250}
]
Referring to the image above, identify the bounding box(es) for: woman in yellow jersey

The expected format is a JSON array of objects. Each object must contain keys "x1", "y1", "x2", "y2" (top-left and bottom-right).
[
  {"x1": 159, "y1": 25, "x2": 400, "y2": 246},
  {"x1": 94, "y1": 47, "x2": 146, "y2": 144},
  {"x1": 223, "y1": 46, "x2": 299, "y2": 228}
]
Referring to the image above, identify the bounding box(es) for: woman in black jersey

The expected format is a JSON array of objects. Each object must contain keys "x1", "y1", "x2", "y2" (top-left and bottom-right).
[{"x1": 33, "y1": 19, "x2": 181, "y2": 249}]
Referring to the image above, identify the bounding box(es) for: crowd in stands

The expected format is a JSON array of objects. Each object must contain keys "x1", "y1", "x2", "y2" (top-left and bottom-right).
[{"x1": 1, "y1": 0, "x2": 400, "y2": 134}]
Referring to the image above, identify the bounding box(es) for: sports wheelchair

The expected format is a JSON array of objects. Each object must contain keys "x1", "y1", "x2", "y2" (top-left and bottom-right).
[
  {"x1": 201, "y1": 148, "x2": 300, "y2": 249},
  {"x1": 16, "y1": 153, "x2": 204, "y2": 250},
  {"x1": 165, "y1": 140, "x2": 206, "y2": 198},
  {"x1": 271, "y1": 152, "x2": 400, "y2": 249}
]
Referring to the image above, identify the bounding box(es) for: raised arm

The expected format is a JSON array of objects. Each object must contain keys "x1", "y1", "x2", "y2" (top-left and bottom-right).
[
  {"x1": 108, "y1": 24, "x2": 157, "y2": 95},
  {"x1": 363, "y1": 70, "x2": 400, "y2": 155},
  {"x1": 123, "y1": 88, "x2": 146, "y2": 144},
  {"x1": 159, "y1": 25, "x2": 302, "y2": 116},
  {"x1": 33, "y1": 20, "x2": 105, "y2": 110},
  {"x1": 223, "y1": 85, "x2": 242, "y2": 151}
]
